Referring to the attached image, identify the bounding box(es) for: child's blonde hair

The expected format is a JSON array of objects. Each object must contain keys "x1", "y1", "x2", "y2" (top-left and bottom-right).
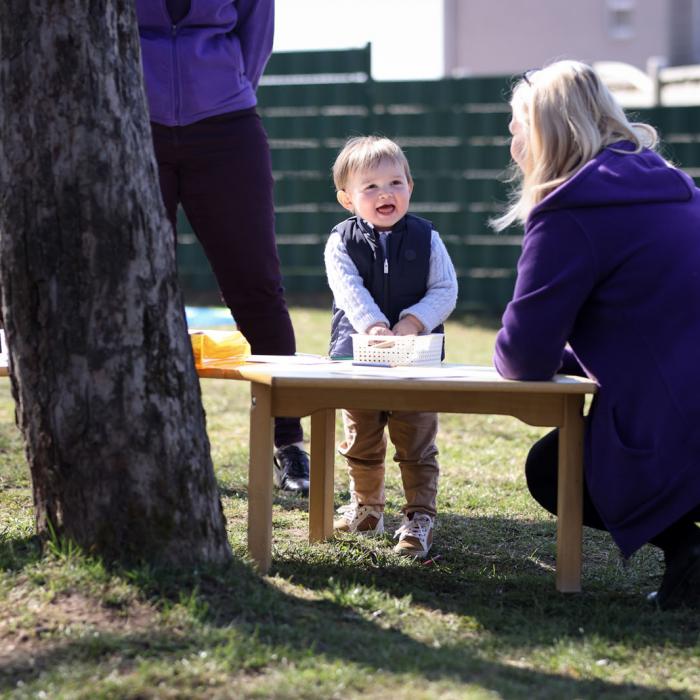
[
  {"x1": 491, "y1": 60, "x2": 658, "y2": 231},
  {"x1": 332, "y1": 135, "x2": 412, "y2": 191}
]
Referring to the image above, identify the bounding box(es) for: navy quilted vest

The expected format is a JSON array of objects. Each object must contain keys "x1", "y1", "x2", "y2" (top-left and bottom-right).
[{"x1": 329, "y1": 214, "x2": 444, "y2": 358}]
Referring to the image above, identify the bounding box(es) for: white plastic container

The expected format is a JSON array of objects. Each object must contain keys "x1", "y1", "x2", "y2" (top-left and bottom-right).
[{"x1": 350, "y1": 333, "x2": 443, "y2": 366}]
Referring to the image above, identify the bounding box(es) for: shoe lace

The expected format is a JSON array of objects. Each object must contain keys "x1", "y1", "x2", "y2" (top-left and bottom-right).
[
  {"x1": 394, "y1": 514, "x2": 432, "y2": 543},
  {"x1": 336, "y1": 503, "x2": 361, "y2": 522}
]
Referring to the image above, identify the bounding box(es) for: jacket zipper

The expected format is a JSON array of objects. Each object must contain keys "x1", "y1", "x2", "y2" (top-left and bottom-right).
[
  {"x1": 383, "y1": 251, "x2": 390, "y2": 312},
  {"x1": 171, "y1": 24, "x2": 181, "y2": 124}
]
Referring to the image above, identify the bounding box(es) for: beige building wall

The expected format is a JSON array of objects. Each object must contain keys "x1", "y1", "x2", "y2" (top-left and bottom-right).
[{"x1": 443, "y1": 0, "x2": 700, "y2": 77}]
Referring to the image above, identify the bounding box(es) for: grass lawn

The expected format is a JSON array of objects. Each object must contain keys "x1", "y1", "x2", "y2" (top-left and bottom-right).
[{"x1": 0, "y1": 308, "x2": 697, "y2": 699}]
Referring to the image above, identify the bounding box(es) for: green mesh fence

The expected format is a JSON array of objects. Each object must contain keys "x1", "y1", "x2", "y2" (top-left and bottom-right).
[{"x1": 177, "y1": 47, "x2": 700, "y2": 314}]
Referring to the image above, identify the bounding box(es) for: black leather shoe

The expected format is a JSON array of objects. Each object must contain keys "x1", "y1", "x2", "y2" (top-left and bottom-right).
[
  {"x1": 648, "y1": 542, "x2": 700, "y2": 610},
  {"x1": 273, "y1": 445, "x2": 310, "y2": 496}
]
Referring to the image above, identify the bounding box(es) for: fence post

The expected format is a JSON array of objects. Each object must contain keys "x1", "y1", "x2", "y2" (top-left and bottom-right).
[
  {"x1": 647, "y1": 55, "x2": 667, "y2": 107},
  {"x1": 362, "y1": 43, "x2": 378, "y2": 135}
]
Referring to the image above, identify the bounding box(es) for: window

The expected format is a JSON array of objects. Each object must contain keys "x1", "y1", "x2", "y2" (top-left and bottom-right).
[{"x1": 607, "y1": 0, "x2": 636, "y2": 40}]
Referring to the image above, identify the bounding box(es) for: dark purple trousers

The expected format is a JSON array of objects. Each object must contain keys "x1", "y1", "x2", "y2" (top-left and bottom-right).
[{"x1": 151, "y1": 108, "x2": 303, "y2": 447}]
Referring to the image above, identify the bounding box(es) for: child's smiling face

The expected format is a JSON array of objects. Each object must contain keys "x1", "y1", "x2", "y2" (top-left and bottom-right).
[{"x1": 337, "y1": 158, "x2": 413, "y2": 231}]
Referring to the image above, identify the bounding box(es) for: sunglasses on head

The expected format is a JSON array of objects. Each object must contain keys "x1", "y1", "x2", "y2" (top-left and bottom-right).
[{"x1": 521, "y1": 69, "x2": 538, "y2": 86}]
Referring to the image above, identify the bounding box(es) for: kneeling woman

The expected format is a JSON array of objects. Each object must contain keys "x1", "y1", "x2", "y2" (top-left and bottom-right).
[{"x1": 493, "y1": 60, "x2": 700, "y2": 609}]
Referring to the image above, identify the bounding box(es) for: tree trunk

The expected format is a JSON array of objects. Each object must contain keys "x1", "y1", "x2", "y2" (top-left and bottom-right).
[{"x1": 0, "y1": 2, "x2": 232, "y2": 566}]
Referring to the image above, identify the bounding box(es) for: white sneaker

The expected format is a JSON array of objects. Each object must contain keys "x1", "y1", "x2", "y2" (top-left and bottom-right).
[
  {"x1": 334, "y1": 503, "x2": 384, "y2": 535},
  {"x1": 393, "y1": 512, "x2": 434, "y2": 558}
]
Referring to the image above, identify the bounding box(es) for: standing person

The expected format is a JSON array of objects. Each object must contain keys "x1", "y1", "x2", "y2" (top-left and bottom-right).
[
  {"x1": 324, "y1": 136, "x2": 458, "y2": 558},
  {"x1": 492, "y1": 60, "x2": 700, "y2": 608},
  {"x1": 135, "y1": 0, "x2": 310, "y2": 495}
]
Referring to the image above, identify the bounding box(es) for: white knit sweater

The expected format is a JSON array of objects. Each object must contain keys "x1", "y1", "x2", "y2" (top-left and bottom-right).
[{"x1": 324, "y1": 224, "x2": 459, "y2": 333}]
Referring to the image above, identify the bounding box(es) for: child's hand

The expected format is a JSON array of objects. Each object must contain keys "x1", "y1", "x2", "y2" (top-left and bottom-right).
[
  {"x1": 366, "y1": 322, "x2": 394, "y2": 336},
  {"x1": 392, "y1": 315, "x2": 424, "y2": 336}
]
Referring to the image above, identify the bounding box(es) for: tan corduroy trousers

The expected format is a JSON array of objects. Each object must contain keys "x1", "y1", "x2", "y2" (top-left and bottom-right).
[{"x1": 339, "y1": 408, "x2": 440, "y2": 517}]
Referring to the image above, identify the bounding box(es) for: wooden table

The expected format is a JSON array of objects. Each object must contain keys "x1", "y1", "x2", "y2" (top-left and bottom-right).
[
  {"x1": 200, "y1": 361, "x2": 597, "y2": 593},
  {"x1": 1, "y1": 357, "x2": 596, "y2": 591}
]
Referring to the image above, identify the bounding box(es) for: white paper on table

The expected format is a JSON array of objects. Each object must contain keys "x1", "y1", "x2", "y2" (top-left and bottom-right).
[
  {"x1": 325, "y1": 363, "x2": 591, "y2": 385},
  {"x1": 245, "y1": 354, "x2": 338, "y2": 365},
  {"x1": 324, "y1": 362, "x2": 504, "y2": 380}
]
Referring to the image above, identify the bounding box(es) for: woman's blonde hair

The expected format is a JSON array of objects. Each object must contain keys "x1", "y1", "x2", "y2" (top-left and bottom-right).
[
  {"x1": 332, "y1": 135, "x2": 412, "y2": 191},
  {"x1": 491, "y1": 60, "x2": 658, "y2": 231}
]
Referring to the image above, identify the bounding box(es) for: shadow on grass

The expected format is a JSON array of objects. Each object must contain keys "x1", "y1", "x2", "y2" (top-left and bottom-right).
[
  {"x1": 0, "y1": 533, "x2": 42, "y2": 571},
  {"x1": 271, "y1": 512, "x2": 698, "y2": 650},
  {"x1": 218, "y1": 483, "x2": 312, "y2": 513},
  {"x1": 211, "y1": 485, "x2": 695, "y2": 654},
  {"x1": 0, "y1": 553, "x2": 689, "y2": 700}
]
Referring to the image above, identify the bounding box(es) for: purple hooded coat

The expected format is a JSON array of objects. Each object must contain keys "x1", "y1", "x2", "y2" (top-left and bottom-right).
[{"x1": 495, "y1": 143, "x2": 700, "y2": 557}]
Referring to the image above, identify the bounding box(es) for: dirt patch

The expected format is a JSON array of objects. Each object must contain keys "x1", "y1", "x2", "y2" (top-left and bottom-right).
[{"x1": 0, "y1": 583, "x2": 158, "y2": 672}]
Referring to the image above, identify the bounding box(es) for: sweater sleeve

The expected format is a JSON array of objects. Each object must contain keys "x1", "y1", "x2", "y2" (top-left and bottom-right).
[
  {"x1": 324, "y1": 231, "x2": 391, "y2": 332},
  {"x1": 400, "y1": 230, "x2": 459, "y2": 331},
  {"x1": 236, "y1": 0, "x2": 274, "y2": 90},
  {"x1": 494, "y1": 211, "x2": 598, "y2": 380}
]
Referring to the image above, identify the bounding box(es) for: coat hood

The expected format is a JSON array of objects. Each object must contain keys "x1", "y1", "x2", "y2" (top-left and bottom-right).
[{"x1": 530, "y1": 142, "x2": 695, "y2": 219}]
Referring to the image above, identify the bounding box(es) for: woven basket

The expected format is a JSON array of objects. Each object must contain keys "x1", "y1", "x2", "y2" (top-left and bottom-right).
[{"x1": 351, "y1": 333, "x2": 443, "y2": 366}]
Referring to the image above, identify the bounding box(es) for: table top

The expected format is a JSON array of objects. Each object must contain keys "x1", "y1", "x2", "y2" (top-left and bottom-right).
[
  {"x1": 0, "y1": 356, "x2": 598, "y2": 396},
  {"x1": 198, "y1": 357, "x2": 598, "y2": 395}
]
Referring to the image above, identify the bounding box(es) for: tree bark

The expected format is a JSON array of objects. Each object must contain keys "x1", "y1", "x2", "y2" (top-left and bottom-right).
[{"x1": 0, "y1": 2, "x2": 232, "y2": 566}]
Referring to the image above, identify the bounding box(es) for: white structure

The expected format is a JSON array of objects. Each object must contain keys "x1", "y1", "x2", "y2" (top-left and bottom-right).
[{"x1": 442, "y1": 0, "x2": 700, "y2": 105}]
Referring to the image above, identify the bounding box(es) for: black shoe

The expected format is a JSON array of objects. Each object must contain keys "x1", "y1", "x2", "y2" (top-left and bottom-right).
[
  {"x1": 648, "y1": 542, "x2": 700, "y2": 610},
  {"x1": 273, "y1": 445, "x2": 310, "y2": 496}
]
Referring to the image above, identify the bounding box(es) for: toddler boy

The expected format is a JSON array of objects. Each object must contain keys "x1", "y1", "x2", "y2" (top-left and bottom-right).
[{"x1": 324, "y1": 135, "x2": 458, "y2": 557}]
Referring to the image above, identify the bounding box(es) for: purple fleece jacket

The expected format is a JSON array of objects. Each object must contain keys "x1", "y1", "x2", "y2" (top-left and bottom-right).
[
  {"x1": 495, "y1": 143, "x2": 700, "y2": 556},
  {"x1": 135, "y1": 0, "x2": 274, "y2": 126}
]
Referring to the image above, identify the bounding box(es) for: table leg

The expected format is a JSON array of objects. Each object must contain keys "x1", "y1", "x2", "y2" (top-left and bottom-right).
[
  {"x1": 247, "y1": 382, "x2": 274, "y2": 574},
  {"x1": 556, "y1": 395, "x2": 585, "y2": 592},
  {"x1": 309, "y1": 408, "x2": 336, "y2": 542}
]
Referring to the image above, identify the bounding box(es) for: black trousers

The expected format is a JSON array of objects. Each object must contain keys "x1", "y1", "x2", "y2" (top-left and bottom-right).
[
  {"x1": 525, "y1": 429, "x2": 700, "y2": 555},
  {"x1": 151, "y1": 108, "x2": 302, "y2": 447}
]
